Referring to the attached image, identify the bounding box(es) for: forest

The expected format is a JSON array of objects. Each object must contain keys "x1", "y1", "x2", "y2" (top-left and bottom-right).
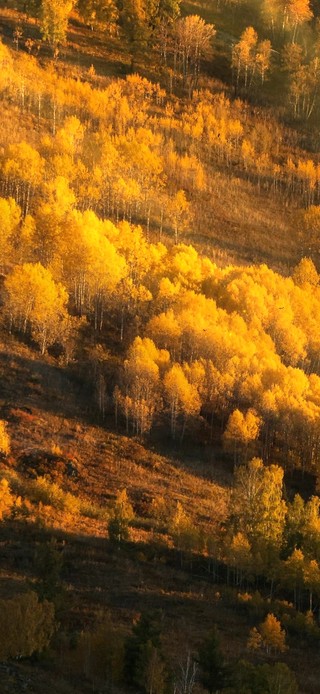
[{"x1": 0, "y1": 0, "x2": 320, "y2": 692}]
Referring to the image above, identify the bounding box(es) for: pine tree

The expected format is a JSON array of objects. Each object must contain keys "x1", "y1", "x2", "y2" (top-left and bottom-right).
[
  {"x1": 124, "y1": 612, "x2": 166, "y2": 692},
  {"x1": 197, "y1": 628, "x2": 227, "y2": 693}
]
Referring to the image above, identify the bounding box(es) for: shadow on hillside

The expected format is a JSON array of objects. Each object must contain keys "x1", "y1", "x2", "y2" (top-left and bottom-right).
[
  {"x1": 65, "y1": 20, "x2": 131, "y2": 78},
  {"x1": 0, "y1": 341, "x2": 233, "y2": 485},
  {"x1": 0, "y1": 348, "x2": 89, "y2": 421},
  {"x1": 0, "y1": 519, "x2": 225, "y2": 616}
]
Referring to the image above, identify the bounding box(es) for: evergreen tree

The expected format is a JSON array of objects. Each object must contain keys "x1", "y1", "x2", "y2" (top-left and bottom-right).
[
  {"x1": 124, "y1": 612, "x2": 166, "y2": 692},
  {"x1": 197, "y1": 628, "x2": 227, "y2": 693}
]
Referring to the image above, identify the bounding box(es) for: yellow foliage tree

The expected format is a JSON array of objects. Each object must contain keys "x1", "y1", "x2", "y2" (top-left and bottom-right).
[
  {"x1": 0, "y1": 422, "x2": 10, "y2": 457},
  {"x1": 0, "y1": 197, "x2": 21, "y2": 270},
  {"x1": 259, "y1": 613, "x2": 287, "y2": 654},
  {"x1": 41, "y1": 0, "x2": 74, "y2": 49},
  {"x1": 163, "y1": 362, "x2": 201, "y2": 439},
  {"x1": 0, "y1": 479, "x2": 14, "y2": 520},
  {"x1": 223, "y1": 408, "x2": 261, "y2": 460},
  {"x1": 248, "y1": 613, "x2": 286, "y2": 654},
  {"x1": 231, "y1": 458, "x2": 286, "y2": 558},
  {"x1": 117, "y1": 336, "x2": 169, "y2": 435},
  {"x1": 4, "y1": 262, "x2": 69, "y2": 354}
]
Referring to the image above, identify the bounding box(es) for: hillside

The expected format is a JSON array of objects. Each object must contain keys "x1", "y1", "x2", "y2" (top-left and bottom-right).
[{"x1": 0, "y1": 1, "x2": 320, "y2": 693}]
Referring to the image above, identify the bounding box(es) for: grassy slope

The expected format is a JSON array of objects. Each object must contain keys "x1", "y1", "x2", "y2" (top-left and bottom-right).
[{"x1": 1, "y1": 338, "x2": 319, "y2": 694}]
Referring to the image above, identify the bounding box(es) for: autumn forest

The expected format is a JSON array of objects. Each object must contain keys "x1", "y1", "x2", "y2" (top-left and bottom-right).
[{"x1": 0, "y1": 0, "x2": 320, "y2": 692}]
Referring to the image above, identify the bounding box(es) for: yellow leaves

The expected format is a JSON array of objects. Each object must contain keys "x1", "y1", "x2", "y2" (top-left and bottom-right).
[
  {"x1": 297, "y1": 158, "x2": 317, "y2": 188},
  {"x1": 0, "y1": 39, "x2": 12, "y2": 71},
  {"x1": 2, "y1": 142, "x2": 44, "y2": 187},
  {"x1": 231, "y1": 458, "x2": 286, "y2": 548},
  {"x1": 292, "y1": 257, "x2": 319, "y2": 287},
  {"x1": 117, "y1": 127, "x2": 163, "y2": 187},
  {"x1": 288, "y1": 0, "x2": 313, "y2": 27},
  {"x1": 241, "y1": 139, "x2": 255, "y2": 169},
  {"x1": 118, "y1": 337, "x2": 169, "y2": 435},
  {"x1": 164, "y1": 363, "x2": 201, "y2": 417},
  {"x1": 168, "y1": 152, "x2": 206, "y2": 192},
  {"x1": 126, "y1": 336, "x2": 170, "y2": 377},
  {"x1": 41, "y1": 0, "x2": 74, "y2": 47},
  {"x1": 59, "y1": 209, "x2": 127, "y2": 315},
  {"x1": 157, "y1": 277, "x2": 182, "y2": 308},
  {"x1": 228, "y1": 532, "x2": 252, "y2": 567},
  {"x1": 0, "y1": 590, "x2": 56, "y2": 660},
  {"x1": 283, "y1": 549, "x2": 305, "y2": 590},
  {"x1": 224, "y1": 408, "x2": 261, "y2": 447},
  {"x1": 174, "y1": 15, "x2": 216, "y2": 85},
  {"x1": 0, "y1": 196, "x2": 21, "y2": 238},
  {"x1": 55, "y1": 116, "x2": 85, "y2": 156},
  {"x1": 255, "y1": 39, "x2": 272, "y2": 82},
  {"x1": 88, "y1": 231, "x2": 127, "y2": 295},
  {"x1": 170, "y1": 244, "x2": 203, "y2": 287},
  {"x1": 0, "y1": 422, "x2": 10, "y2": 456},
  {"x1": 303, "y1": 558, "x2": 320, "y2": 592},
  {"x1": 232, "y1": 26, "x2": 257, "y2": 72},
  {"x1": 0, "y1": 479, "x2": 15, "y2": 520},
  {"x1": 113, "y1": 489, "x2": 134, "y2": 522},
  {"x1": 247, "y1": 626, "x2": 263, "y2": 651},
  {"x1": 232, "y1": 26, "x2": 272, "y2": 90},
  {"x1": 0, "y1": 196, "x2": 21, "y2": 268},
  {"x1": 5, "y1": 262, "x2": 69, "y2": 354},
  {"x1": 113, "y1": 176, "x2": 141, "y2": 210},
  {"x1": 169, "y1": 191, "x2": 191, "y2": 243},
  {"x1": 41, "y1": 176, "x2": 76, "y2": 219},
  {"x1": 248, "y1": 614, "x2": 287, "y2": 654}
]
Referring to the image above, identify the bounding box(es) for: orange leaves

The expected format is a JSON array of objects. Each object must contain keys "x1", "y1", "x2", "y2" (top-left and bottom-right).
[
  {"x1": 248, "y1": 614, "x2": 287, "y2": 654},
  {"x1": 0, "y1": 422, "x2": 10, "y2": 457},
  {"x1": 0, "y1": 479, "x2": 15, "y2": 521},
  {"x1": 288, "y1": 0, "x2": 313, "y2": 29}
]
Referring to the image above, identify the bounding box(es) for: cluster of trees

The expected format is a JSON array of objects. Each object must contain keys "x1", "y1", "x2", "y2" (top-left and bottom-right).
[
  {"x1": 69, "y1": 610, "x2": 298, "y2": 693},
  {"x1": 2, "y1": 180, "x2": 320, "y2": 473},
  {"x1": 226, "y1": 458, "x2": 320, "y2": 609},
  {"x1": 113, "y1": 255, "x2": 320, "y2": 471},
  {"x1": 20, "y1": 0, "x2": 184, "y2": 59},
  {"x1": 0, "y1": 457, "x2": 317, "y2": 688},
  {"x1": 231, "y1": 19, "x2": 320, "y2": 122},
  {"x1": 10, "y1": 0, "x2": 320, "y2": 128},
  {"x1": 2, "y1": 37, "x2": 320, "y2": 262},
  {"x1": 106, "y1": 456, "x2": 320, "y2": 618}
]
